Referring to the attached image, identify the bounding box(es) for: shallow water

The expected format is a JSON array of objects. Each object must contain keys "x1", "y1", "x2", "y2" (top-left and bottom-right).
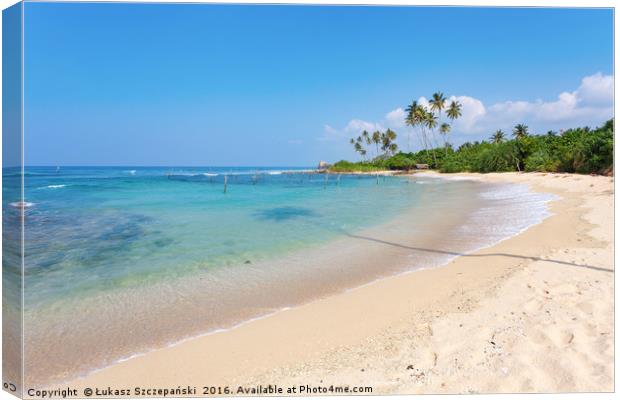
[{"x1": 2, "y1": 167, "x2": 555, "y2": 386}]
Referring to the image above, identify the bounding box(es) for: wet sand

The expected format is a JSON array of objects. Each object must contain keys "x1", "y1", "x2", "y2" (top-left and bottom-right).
[{"x1": 56, "y1": 172, "x2": 613, "y2": 395}]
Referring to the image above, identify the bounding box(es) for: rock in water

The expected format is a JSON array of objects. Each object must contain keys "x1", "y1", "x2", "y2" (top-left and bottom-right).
[{"x1": 317, "y1": 160, "x2": 332, "y2": 170}]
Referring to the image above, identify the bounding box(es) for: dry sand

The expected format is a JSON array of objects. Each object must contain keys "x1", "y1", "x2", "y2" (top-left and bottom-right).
[{"x1": 59, "y1": 172, "x2": 613, "y2": 395}]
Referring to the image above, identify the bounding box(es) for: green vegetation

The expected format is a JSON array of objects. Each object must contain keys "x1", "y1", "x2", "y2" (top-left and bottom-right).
[
  {"x1": 334, "y1": 89, "x2": 612, "y2": 175},
  {"x1": 333, "y1": 118, "x2": 613, "y2": 175},
  {"x1": 329, "y1": 160, "x2": 386, "y2": 173}
]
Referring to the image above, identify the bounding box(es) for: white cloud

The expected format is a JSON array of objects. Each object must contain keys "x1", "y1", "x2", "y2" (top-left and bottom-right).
[
  {"x1": 320, "y1": 119, "x2": 385, "y2": 141},
  {"x1": 385, "y1": 108, "x2": 406, "y2": 127},
  {"x1": 323, "y1": 73, "x2": 613, "y2": 147},
  {"x1": 476, "y1": 73, "x2": 613, "y2": 134},
  {"x1": 576, "y1": 72, "x2": 613, "y2": 106},
  {"x1": 448, "y1": 95, "x2": 486, "y2": 131}
]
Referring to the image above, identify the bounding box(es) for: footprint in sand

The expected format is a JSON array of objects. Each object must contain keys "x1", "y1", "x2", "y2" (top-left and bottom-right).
[
  {"x1": 547, "y1": 328, "x2": 575, "y2": 347},
  {"x1": 527, "y1": 328, "x2": 549, "y2": 345},
  {"x1": 523, "y1": 298, "x2": 543, "y2": 313}
]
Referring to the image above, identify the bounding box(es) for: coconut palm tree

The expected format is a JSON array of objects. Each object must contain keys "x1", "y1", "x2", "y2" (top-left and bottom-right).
[
  {"x1": 351, "y1": 135, "x2": 367, "y2": 161},
  {"x1": 353, "y1": 140, "x2": 363, "y2": 159},
  {"x1": 415, "y1": 105, "x2": 431, "y2": 151},
  {"x1": 446, "y1": 100, "x2": 462, "y2": 123},
  {"x1": 405, "y1": 101, "x2": 418, "y2": 126},
  {"x1": 404, "y1": 101, "x2": 421, "y2": 152},
  {"x1": 361, "y1": 130, "x2": 371, "y2": 146},
  {"x1": 371, "y1": 130, "x2": 382, "y2": 158},
  {"x1": 381, "y1": 129, "x2": 398, "y2": 156},
  {"x1": 491, "y1": 129, "x2": 505, "y2": 144},
  {"x1": 446, "y1": 100, "x2": 462, "y2": 147},
  {"x1": 385, "y1": 128, "x2": 397, "y2": 146},
  {"x1": 424, "y1": 111, "x2": 439, "y2": 166},
  {"x1": 512, "y1": 124, "x2": 529, "y2": 140},
  {"x1": 429, "y1": 92, "x2": 447, "y2": 120},
  {"x1": 439, "y1": 123, "x2": 451, "y2": 153}
]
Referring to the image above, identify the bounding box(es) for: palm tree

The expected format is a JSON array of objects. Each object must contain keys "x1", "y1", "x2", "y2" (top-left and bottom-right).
[
  {"x1": 404, "y1": 101, "x2": 421, "y2": 152},
  {"x1": 381, "y1": 129, "x2": 398, "y2": 156},
  {"x1": 429, "y1": 92, "x2": 447, "y2": 120},
  {"x1": 361, "y1": 130, "x2": 371, "y2": 146},
  {"x1": 351, "y1": 135, "x2": 367, "y2": 161},
  {"x1": 439, "y1": 123, "x2": 451, "y2": 150},
  {"x1": 353, "y1": 140, "x2": 363, "y2": 159},
  {"x1": 511, "y1": 124, "x2": 529, "y2": 172},
  {"x1": 446, "y1": 100, "x2": 463, "y2": 123},
  {"x1": 385, "y1": 128, "x2": 397, "y2": 147},
  {"x1": 371, "y1": 130, "x2": 382, "y2": 158},
  {"x1": 415, "y1": 105, "x2": 431, "y2": 151},
  {"x1": 512, "y1": 124, "x2": 529, "y2": 140},
  {"x1": 429, "y1": 92, "x2": 447, "y2": 155},
  {"x1": 446, "y1": 100, "x2": 462, "y2": 148},
  {"x1": 424, "y1": 110, "x2": 439, "y2": 166},
  {"x1": 405, "y1": 101, "x2": 418, "y2": 126},
  {"x1": 490, "y1": 129, "x2": 505, "y2": 144}
]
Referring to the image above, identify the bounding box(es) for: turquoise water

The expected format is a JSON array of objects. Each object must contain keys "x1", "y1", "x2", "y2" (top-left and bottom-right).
[
  {"x1": 18, "y1": 166, "x2": 428, "y2": 307},
  {"x1": 3, "y1": 166, "x2": 555, "y2": 385}
]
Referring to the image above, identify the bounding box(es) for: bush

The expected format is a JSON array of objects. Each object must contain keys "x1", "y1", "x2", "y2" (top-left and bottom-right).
[
  {"x1": 329, "y1": 160, "x2": 383, "y2": 172},
  {"x1": 475, "y1": 143, "x2": 518, "y2": 173},
  {"x1": 524, "y1": 150, "x2": 557, "y2": 172},
  {"x1": 383, "y1": 153, "x2": 416, "y2": 170},
  {"x1": 334, "y1": 119, "x2": 613, "y2": 175}
]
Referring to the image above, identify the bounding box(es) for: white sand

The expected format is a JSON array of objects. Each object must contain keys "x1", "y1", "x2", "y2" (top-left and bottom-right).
[{"x1": 60, "y1": 172, "x2": 613, "y2": 395}]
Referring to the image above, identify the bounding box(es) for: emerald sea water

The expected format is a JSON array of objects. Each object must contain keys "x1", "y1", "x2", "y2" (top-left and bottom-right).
[{"x1": 3, "y1": 166, "x2": 555, "y2": 385}]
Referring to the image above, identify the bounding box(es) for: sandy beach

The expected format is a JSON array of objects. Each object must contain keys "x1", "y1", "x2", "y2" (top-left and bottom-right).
[{"x1": 58, "y1": 172, "x2": 613, "y2": 395}]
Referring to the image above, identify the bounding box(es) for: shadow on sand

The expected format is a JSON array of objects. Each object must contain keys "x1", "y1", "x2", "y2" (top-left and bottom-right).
[{"x1": 344, "y1": 232, "x2": 613, "y2": 274}]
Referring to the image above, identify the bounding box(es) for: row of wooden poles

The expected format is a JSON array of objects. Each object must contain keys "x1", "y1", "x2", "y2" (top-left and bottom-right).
[
  {"x1": 222, "y1": 173, "x2": 387, "y2": 193},
  {"x1": 168, "y1": 172, "x2": 387, "y2": 194}
]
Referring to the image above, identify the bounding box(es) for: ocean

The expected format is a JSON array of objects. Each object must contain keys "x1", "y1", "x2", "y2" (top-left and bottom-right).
[{"x1": 2, "y1": 166, "x2": 555, "y2": 385}]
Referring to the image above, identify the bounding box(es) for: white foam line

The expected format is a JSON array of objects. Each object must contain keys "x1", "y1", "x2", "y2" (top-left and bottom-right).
[
  {"x1": 55, "y1": 306, "x2": 296, "y2": 386},
  {"x1": 53, "y1": 179, "x2": 561, "y2": 386}
]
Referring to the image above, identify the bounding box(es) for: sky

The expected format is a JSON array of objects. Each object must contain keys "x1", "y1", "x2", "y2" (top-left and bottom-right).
[{"x1": 23, "y1": 3, "x2": 614, "y2": 166}]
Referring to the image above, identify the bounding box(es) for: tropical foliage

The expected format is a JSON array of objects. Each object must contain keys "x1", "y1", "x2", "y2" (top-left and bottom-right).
[
  {"x1": 337, "y1": 118, "x2": 613, "y2": 175},
  {"x1": 349, "y1": 128, "x2": 399, "y2": 160}
]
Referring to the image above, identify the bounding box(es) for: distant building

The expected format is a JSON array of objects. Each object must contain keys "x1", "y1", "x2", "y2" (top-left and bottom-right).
[{"x1": 415, "y1": 164, "x2": 429, "y2": 170}]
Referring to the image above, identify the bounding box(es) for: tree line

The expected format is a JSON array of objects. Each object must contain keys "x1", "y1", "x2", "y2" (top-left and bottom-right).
[{"x1": 337, "y1": 91, "x2": 613, "y2": 175}]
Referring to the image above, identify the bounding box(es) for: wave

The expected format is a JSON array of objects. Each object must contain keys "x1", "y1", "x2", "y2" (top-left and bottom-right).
[
  {"x1": 167, "y1": 169, "x2": 313, "y2": 178},
  {"x1": 4, "y1": 172, "x2": 57, "y2": 178},
  {"x1": 124, "y1": 170, "x2": 137, "y2": 175},
  {"x1": 39, "y1": 184, "x2": 66, "y2": 190},
  {"x1": 9, "y1": 201, "x2": 35, "y2": 208}
]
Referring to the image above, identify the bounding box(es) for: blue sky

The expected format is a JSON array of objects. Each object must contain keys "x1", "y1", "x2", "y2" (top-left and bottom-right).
[{"x1": 23, "y1": 3, "x2": 613, "y2": 166}]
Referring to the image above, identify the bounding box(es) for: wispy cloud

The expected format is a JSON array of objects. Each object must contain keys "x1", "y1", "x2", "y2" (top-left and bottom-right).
[
  {"x1": 320, "y1": 119, "x2": 386, "y2": 141},
  {"x1": 287, "y1": 139, "x2": 303, "y2": 145}
]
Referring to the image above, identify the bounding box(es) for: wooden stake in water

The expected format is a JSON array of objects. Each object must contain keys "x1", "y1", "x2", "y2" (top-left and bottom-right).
[
  {"x1": 324, "y1": 173, "x2": 328, "y2": 189},
  {"x1": 376, "y1": 173, "x2": 379, "y2": 185},
  {"x1": 224, "y1": 175, "x2": 228, "y2": 193},
  {"x1": 337, "y1": 174, "x2": 341, "y2": 185},
  {"x1": 252, "y1": 174, "x2": 257, "y2": 185}
]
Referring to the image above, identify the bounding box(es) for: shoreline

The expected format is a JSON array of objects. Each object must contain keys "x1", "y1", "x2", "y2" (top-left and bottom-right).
[{"x1": 56, "y1": 172, "x2": 613, "y2": 394}]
